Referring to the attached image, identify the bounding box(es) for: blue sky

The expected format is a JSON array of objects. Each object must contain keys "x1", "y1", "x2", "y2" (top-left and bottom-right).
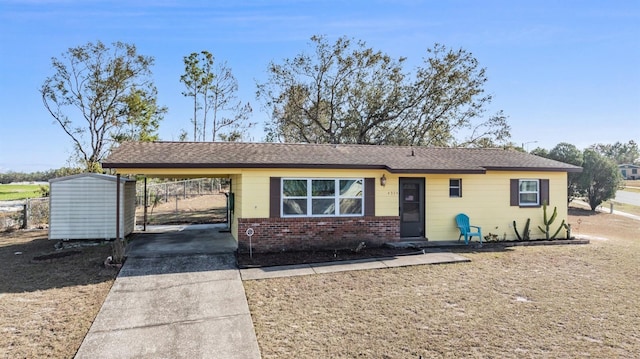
[{"x1": 0, "y1": 0, "x2": 638, "y2": 172}]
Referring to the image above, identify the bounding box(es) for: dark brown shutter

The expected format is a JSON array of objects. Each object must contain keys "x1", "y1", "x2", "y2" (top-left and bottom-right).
[
  {"x1": 510, "y1": 179, "x2": 519, "y2": 206},
  {"x1": 269, "y1": 177, "x2": 281, "y2": 218},
  {"x1": 364, "y1": 177, "x2": 375, "y2": 216},
  {"x1": 540, "y1": 179, "x2": 550, "y2": 205}
]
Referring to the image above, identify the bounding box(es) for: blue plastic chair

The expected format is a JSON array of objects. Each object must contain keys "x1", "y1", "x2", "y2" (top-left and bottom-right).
[{"x1": 455, "y1": 213, "x2": 482, "y2": 245}]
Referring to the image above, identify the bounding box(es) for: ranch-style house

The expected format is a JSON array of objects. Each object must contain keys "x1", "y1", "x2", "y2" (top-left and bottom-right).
[{"x1": 102, "y1": 141, "x2": 582, "y2": 252}]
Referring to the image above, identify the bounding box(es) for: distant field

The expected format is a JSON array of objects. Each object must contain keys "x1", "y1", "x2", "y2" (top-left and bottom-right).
[{"x1": 0, "y1": 184, "x2": 48, "y2": 201}]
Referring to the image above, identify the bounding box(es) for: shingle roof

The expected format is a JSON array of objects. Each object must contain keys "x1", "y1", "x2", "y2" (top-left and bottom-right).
[{"x1": 102, "y1": 141, "x2": 583, "y2": 173}]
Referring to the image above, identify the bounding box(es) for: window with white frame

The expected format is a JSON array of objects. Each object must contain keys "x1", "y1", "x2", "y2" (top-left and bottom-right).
[
  {"x1": 282, "y1": 178, "x2": 364, "y2": 217},
  {"x1": 519, "y1": 179, "x2": 539, "y2": 206},
  {"x1": 449, "y1": 179, "x2": 462, "y2": 197}
]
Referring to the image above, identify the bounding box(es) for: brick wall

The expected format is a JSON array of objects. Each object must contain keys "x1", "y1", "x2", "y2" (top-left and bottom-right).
[{"x1": 237, "y1": 216, "x2": 400, "y2": 253}]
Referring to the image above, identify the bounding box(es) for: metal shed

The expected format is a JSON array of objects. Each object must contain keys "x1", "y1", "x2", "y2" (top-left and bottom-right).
[{"x1": 48, "y1": 173, "x2": 136, "y2": 240}]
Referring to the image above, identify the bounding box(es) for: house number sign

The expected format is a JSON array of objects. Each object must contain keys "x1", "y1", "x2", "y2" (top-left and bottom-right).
[{"x1": 246, "y1": 228, "x2": 254, "y2": 258}]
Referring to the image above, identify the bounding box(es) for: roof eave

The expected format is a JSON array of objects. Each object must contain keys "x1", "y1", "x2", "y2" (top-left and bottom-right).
[
  {"x1": 102, "y1": 162, "x2": 388, "y2": 170},
  {"x1": 103, "y1": 162, "x2": 489, "y2": 174},
  {"x1": 484, "y1": 166, "x2": 583, "y2": 173},
  {"x1": 388, "y1": 168, "x2": 486, "y2": 174}
]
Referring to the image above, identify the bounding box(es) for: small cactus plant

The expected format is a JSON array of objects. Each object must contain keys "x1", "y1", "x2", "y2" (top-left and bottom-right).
[
  {"x1": 513, "y1": 218, "x2": 531, "y2": 241},
  {"x1": 538, "y1": 202, "x2": 566, "y2": 240}
]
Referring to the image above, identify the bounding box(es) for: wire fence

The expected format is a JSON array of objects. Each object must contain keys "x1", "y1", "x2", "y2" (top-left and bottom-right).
[
  {"x1": 136, "y1": 178, "x2": 227, "y2": 207},
  {"x1": 0, "y1": 197, "x2": 49, "y2": 232},
  {"x1": 0, "y1": 178, "x2": 228, "y2": 232}
]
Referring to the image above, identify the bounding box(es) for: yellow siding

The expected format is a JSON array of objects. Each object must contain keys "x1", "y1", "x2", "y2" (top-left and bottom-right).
[
  {"x1": 421, "y1": 171, "x2": 568, "y2": 241},
  {"x1": 376, "y1": 175, "x2": 400, "y2": 217}
]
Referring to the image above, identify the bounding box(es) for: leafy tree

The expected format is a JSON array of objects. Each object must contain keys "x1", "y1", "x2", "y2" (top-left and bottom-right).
[
  {"x1": 579, "y1": 149, "x2": 623, "y2": 211},
  {"x1": 258, "y1": 35, "x2": 510, "y2": 146},
  {"x1": 407, "y1": 45, "x2": 510, "y2": 147},
  {"x1": 592, "y1": 140, "x2": 639, "y2": 165},
  {"x1": 112, "y1": 88, "x2": 166, "y2": 143},
  {"x1": 180, "y1": 51, "x2": 254, "y2": 141},
  {"x1": 0, "y1": 167, "x2": 82, "y2": 184},
  {"x1": 181, "y1": 51, "x2": 213, "y2": 141},
  {"x1": 530, "y1": 147, "x2": 549, "y2": 157},
  {"x1": 548, "y1": 142, "x2": 584, "y2": 202},
  {"x1": 41, "y1": 41, "x2": 163, "y2": 172},
  {"x1": 548, "y1": 143, "x2": 583, "y2": 165}
]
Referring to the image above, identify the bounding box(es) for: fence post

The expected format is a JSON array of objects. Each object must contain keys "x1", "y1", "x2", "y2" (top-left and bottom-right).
[
  {"x1": 610, "y1": 202, "x2": 614, "y2": 214},
  {"x1": 143, "y1": 177, "x2": 148, "y2": 231},
  {"x1": 184, "y1": 181, "x2": 187, "y2": 199},
  {"x1": 165, "y1": 183, "x2": 169, "y2": 203},
  {"x1": 22, "y1": 201, "x2": 28, "y2": 229}
]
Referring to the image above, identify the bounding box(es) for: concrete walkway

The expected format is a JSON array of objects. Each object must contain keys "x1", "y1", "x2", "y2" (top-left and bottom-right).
[
  {"x1": 241, "y1": 252, "x2": 470, "y2": 281},
  {"x1": 75, "y1": 224, "x2": 471, "y2": 358},
  {"x1": 75, "y1": 224, "x2": 261, "y2": 359}
]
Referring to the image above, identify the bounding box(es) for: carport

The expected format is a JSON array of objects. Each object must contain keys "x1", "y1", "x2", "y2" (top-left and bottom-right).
[{"x1": 102, "y1": 152, "x2": 240, "y2": 253}]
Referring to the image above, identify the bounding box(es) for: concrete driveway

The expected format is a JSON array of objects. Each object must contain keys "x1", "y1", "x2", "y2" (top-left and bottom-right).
[
  {"x1": 75, "y1": 224, "x2": 261, "y2": 359},
  {"x1": 127, "y1": 224, "x2": 238, "y2": 257}
]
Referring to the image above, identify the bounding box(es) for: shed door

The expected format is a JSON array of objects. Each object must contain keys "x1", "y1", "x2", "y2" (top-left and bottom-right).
[{"x1": 399, "y1": 178, "x2": 425, "y2": 238}]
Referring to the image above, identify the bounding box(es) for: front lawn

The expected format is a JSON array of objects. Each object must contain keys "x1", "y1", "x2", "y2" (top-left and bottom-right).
[
  {"x1": 0, "y1": 184, "x2": 48, "y2": 201},
  {"x1": 244, "y1": 208, "x2": 640, "y2": 358},
  {"x1": 0, "y1": 230, "x2": 117, "y2": 358}
]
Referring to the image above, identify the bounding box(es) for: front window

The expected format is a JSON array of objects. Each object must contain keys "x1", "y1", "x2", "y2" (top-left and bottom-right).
[
  {"x1": 519, "y1": 179, "x2": 539, "y2": 206},
  {"x1": 282, "y1": 179, "x2": 307, "y2": 215},
  {"x1": 282, "y1": 178, "x2": 363, "y2": 217}
]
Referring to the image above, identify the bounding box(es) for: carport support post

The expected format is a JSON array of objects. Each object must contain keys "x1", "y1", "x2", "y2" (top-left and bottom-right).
[
  {"x1": 143, "y1": 177, "x2": 147, "y2": 231},
  {"x1": 111, "y1": 174, "x2": 125, "y2": 263},
  {"x1": 116, "y1": 174, "x2": 120, "y2": 242}
]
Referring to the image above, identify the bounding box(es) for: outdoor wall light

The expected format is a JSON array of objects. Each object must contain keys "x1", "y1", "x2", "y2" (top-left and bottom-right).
[{"x1": 380, "y1": 174, "x2": 387, "y2": 187}]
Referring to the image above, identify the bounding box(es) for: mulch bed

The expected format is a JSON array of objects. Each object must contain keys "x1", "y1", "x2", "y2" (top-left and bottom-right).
[
  {"x1": 236, "y1": 246, "x2": 424, "y2": 268},
  {"x1": 236, "y1": 237, "x2": 590, "y2": 268},
  {"x1": 497, "y1": 238, "x2": 590, "y2": 246}
]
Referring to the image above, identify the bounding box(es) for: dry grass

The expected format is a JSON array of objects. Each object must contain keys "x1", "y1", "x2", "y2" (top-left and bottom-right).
[
  {"x1": 601, "y1": 200, "x2": 640, "y2": 216},
  {"x1": 624, "y1": 180, "x2": 640, "y2": 187},
  {"x1": 623, "y1": 180, "x2": 640, "y2": 193},
  {"x1": 0, "y1": 230, "x2": 117, "y2": 359},
  {"x1": 244, "y1": 208, "x2": 640, "y2": 358}
]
